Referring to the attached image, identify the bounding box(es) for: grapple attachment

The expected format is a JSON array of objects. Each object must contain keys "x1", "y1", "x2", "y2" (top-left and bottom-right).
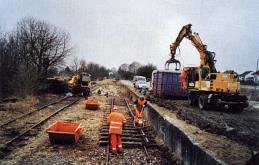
[{"x1": 165, "y1": 58, "x2": 181, "y2": 71}]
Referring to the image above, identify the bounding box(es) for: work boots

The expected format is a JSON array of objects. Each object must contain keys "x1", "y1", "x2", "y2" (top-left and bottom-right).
[
  {"x1": 112, "y1": 149, "x2": 117, "y2": 156},
  {"x1": 118, "y1": 148, "x2": 123, "y2": 155}
]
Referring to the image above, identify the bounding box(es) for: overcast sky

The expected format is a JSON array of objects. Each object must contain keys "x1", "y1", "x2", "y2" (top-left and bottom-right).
[{"x1": 0, "y1": 0, "x2": 258, "y2": 73}]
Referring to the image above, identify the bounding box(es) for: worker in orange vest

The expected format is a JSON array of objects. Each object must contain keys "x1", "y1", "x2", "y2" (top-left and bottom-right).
[
  {"x1": 133, "y1": 95, "x2": 147, "y2": 127},
  {"x1": 135, "y1": 104, "x2": 144, "y2": 119},
  {"x1": 134, "y1": 95, "x2": 147, "y2": 108},
  {"x1": 134, "y1": 103, "x2": 145, "y2": 127},
  {"x1": 107, "y1": 106, "x2": 126, "y2": 155}
]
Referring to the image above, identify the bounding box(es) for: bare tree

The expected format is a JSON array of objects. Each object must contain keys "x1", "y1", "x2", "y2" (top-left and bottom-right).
[
  {"x1": 119, "y1": 63, "x2": 129, "y2": 72},
  {"x1": 0, "y1": 32, "x2": 22, "y2": 97},
  {"x1": 16, "y1": 17, "x2": 72, "y2": 80},
  {"x1": 137, "y1": 63, "x2": 157, "y2": 79},
  {"x1": 84, "y1": 62, "x2": 109, "y2": 80},
  {"x1": 129, "y1": 61, "x2": 141, "y2": 73},
  {"x1": 79, "y1": 59, "x2": 87, "y2": 72},
  {"x1": 118, "y1": 63, "x2": 134, "y2": 80},
  {"x1": 71, "y1": 55, "x2": 80, "y2": 73},
  {"x1": 0, "y1": 33, "x2": 7, "y2": 98},
  {"x1": 0, "y1": 17, "x2": 73, "y2": 98}
]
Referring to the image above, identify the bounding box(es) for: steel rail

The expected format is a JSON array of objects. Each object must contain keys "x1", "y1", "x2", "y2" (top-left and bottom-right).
[
  {"x1": 3, "y1": 97, "x2": 80, "y2": 147},
  {"x1": 124, "y1": 99, "x2": 150, "y2": 158},
  {"x1": 0, "y1": 96, "x2": 69, "y2": 128},
  {"x1": 1, "y1": 84, "x2": 99, "y2": 128},
  {"x1": 105, "y1": 98, "x2": 114, "y2": 165},
  {"x1": 91, "y1": 85, "x2": 101, "y2": 92}
]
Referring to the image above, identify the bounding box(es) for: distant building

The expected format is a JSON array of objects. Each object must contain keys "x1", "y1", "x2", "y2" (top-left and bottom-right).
[
  {"x1": 253, "y1": 71, "x2": 259, "y2": 84},
  {"x1": 239, "y1": 70, "x2": 259, "y2": 85},
  {"x1": 239, "y1": 71, "x2": 253, "y2": 81}
]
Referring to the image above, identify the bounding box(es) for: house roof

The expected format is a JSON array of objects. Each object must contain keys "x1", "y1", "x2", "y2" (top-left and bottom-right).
[{"x1": 239, "y1": 71, "x2": 253, "y2": 77}]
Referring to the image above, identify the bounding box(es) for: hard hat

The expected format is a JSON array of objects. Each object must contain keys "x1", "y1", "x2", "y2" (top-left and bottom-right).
[
  {"x1": 112, "y1": 106, "x2": 118, "y2": 111},
  {"x1": 140, "y1": 95, "x2": 144, "y2": 98}
]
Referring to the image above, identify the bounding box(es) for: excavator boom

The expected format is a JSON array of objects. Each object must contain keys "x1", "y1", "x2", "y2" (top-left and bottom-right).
[
  {"x1": 165, "y1": 24, "x2": 192, "y2": 70},
  {"x1": 166, "y1": 24, "x2": 217, "y2": 73}
]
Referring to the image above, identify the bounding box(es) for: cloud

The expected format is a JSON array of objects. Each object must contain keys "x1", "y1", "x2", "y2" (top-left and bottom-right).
[{"x1": 0, "y1": 0, "x2": 258, "y2": 73}]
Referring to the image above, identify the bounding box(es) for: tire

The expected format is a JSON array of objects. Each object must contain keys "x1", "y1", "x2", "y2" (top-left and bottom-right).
[
  {"x1": 189, "y1": 94, "x2": 197, "y2": 106},
  {"x1": 229, "y1": 105, "x2": 244, "y2": 113},
  {"x1": 198, "y1": 95, "x2": 209, "y2": 110},
  {"x1": 82, "y1": 87, "x2": 90, "y2": 97}
]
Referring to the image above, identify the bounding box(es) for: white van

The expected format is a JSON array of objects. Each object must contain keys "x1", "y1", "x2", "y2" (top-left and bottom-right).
[{"x1": 133, "y1": 76, "x2": 148, "y2": 89}]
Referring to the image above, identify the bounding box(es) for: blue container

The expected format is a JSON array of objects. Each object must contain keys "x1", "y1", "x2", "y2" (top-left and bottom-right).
[{"x1": 152, "y1": 70, "x2": 188, "y2": 98}]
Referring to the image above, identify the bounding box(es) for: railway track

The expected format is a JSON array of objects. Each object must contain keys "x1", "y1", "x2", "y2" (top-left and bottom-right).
[
  {"x1": 99, "y1": 98, "x2": 157, "y2": 164},
  {"x1": 0, "y1": 96, "x2": 69, "y2": 128},
  {"x1": 0, "y1": 84, "x2": 101, "y2": 158},
  {"x1": 0, "y1": 81, "x2": 173, "y2": 164},
  {"x1": 0, "y1": 96, "x2": 80, "y2": 158}
]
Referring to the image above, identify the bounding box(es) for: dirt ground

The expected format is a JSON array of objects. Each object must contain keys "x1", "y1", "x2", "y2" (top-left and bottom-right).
[
  {"x1": 123, "y1": 80, "x2": 259, "y2": 152},
  {"x1": 150, "y1": 97, "x2": 259, "y2": 152},
  {"x1": 0, "y1": 96, "x2": 105, "y2": 164},
  {"x1": 0, "y1": 94, "x2": 62, "y2": 124},
  {"x1": 148, "y1": 103, "x2": 251, "y2": 165},
  {"x1": 0, "y1": 80, "x2": 174, "y2": 165},
  {"x1": 2, "y1": 79, "x2": 256, "y2": 164},
  {"x1": 121, "y1": 80, "x2": 256, "y2": 164}
]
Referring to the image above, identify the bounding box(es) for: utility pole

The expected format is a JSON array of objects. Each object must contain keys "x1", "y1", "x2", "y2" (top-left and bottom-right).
[{"x1": 255, "y1": 59, "x2": 259, "y2": 91}]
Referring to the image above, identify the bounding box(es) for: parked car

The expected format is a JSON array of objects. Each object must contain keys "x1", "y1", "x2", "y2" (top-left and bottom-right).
[{"x1": 133, "y1": 76, "x2": 149, "y2": 89}]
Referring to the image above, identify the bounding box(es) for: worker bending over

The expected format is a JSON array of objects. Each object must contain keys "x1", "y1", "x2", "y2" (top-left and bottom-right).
[
  {"x1": 135, "y1": 104, "x2": 144, "y2": 118},
  {"x1": 107, "y1": 106, "x2": 126, "y2": 155},
  {"x1": 134, "y1": 95, "x2": 147, "y2": 108},
  {"x1": 134, "y1": 95, "x2": 147, "y2": 127}
]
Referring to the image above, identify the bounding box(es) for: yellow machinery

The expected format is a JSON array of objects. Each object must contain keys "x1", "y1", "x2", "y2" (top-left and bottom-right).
[
  {"x1": 68, "y1": 72, "x2": 91, "y2": 96},
  {"x1": 166, "y1": 24, "x2": 248, "y2": 111}
]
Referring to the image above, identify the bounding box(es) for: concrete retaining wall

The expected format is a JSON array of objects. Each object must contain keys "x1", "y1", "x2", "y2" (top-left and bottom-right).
[{"x1": 128, "y1": 87, "x2": 226, "y2": 165}]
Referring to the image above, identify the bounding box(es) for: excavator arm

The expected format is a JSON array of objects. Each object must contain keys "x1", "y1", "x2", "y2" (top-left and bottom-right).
[
  {"x1": 165, "y1": 24, "x2": 217, "y2": 73},
  {"x1": 169, "y1": 24, "x2": 192, "y2": 57},
  {"x1": 165, "y1": 24, "x2": 192, "y2": 70},
  {"x1": 188, "y1": 32, "x2": 217, "y2": 73}
]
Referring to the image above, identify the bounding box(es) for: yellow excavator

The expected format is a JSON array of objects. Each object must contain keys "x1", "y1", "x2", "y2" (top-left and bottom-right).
[
  {"x1": 68, "y1": 72, "x2": 91, "y2": 97},
  {"x1": 166, "y1": 24, "x2": 248, "y2": 111}
]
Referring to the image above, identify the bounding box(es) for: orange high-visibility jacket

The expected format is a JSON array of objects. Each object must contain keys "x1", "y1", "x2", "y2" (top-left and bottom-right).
[
  {"x1": 107, "y1": 112, "x2": 126, "y2": 135},
  {"x1": 137, "y1": 99, "x2": 147, "y2": 107}
]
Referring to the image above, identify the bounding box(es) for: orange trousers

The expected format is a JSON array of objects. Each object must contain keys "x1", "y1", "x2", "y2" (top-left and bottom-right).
[{"x1": 110, "y1": 134, "x2": 122, "y2": 153}]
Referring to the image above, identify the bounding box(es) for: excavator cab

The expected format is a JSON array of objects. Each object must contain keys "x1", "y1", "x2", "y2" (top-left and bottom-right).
[
  {"x1": 188, "y1": 67, "x2": 199, "y2": 86},
  {"x1": 182, "y1": 67, "x2": 199, "y2": 89},
  {"x1": 183, "y1": 66, "x2": 211, "y2": 88}
]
